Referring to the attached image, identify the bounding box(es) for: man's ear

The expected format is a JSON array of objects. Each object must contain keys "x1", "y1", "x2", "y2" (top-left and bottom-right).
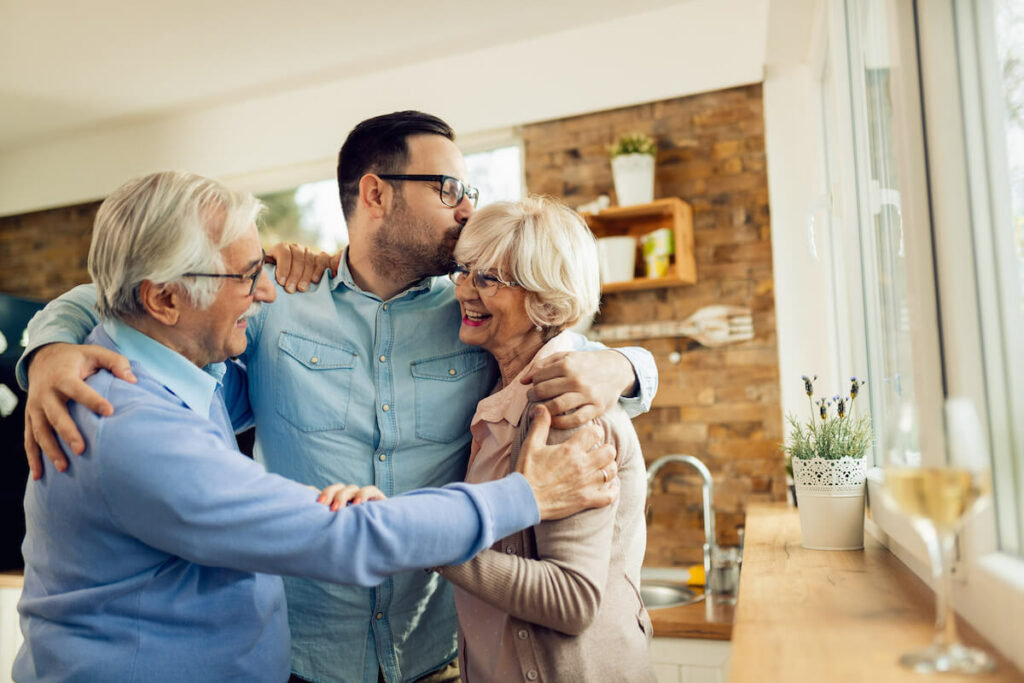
[
  {"x1": 138, "y1": 280, "x2": 183, "y2": 326},
  {"x1": 358, "y1": 174, "x2": 390, "y2": 220}
]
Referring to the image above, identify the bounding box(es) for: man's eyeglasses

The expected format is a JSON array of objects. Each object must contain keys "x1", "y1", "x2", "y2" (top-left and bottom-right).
[
  {"x1": 377, "y1": 174, "x2": 480, "y2": 208},
  {"x1": 449, "y1": 263, "x2": 518, "y2": 297},
  {"x1": 183, "y1": 249, "x2": 265, "y2": 296}
]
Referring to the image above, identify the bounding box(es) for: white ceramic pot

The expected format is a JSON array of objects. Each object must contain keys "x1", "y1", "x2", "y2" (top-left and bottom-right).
[
  {"x1": 792, "y1": 456, "x2": 867, "y2": 550},
  {"x1": 611, "y1": 153, "x2": 655, "y2": 206},
  {"x1": 597, "y1": 236, "x2": 637, "y2": 283}
]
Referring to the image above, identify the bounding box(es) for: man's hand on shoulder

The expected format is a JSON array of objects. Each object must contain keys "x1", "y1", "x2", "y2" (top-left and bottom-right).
[
  {"x1": 265, "y1": 243, "x2": 340, "y2": 294},
  {"x1": 521, "y1": 349, "x2": 636, "y2": 429},
  {"x1": 515, "y1": 405, "x2": 618, "y2": 520},
  {"x1": 24, "y1": 342, "x2": 135, "y2": 480}
]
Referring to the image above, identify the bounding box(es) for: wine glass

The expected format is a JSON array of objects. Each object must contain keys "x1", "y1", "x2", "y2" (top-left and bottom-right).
[{"x1": 881, "y1": 397, "x2": 996, "y2": 674}]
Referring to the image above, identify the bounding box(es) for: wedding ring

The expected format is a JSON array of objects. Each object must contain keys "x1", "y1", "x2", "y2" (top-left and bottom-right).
[{"x1": 600, "y1": 467, "x2": 608, "y2": 483}]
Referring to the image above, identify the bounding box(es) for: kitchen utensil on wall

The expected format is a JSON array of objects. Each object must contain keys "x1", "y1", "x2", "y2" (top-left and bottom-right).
[{"x1": 588, "y1": 305, "x2": 754, "y2": 347}]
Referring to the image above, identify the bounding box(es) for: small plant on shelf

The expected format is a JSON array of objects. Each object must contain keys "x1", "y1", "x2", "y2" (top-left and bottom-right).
[{"x1": 608, "y1": 132, "x2": 657, "y2": 159}]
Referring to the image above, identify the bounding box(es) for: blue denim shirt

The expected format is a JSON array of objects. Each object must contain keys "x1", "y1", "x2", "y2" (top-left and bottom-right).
[
  {"x1": 18, "y1": 259, "x2": 658, "y2": 683},
  {"x1": 15, "y1": 320, "x2": 540, "y2": 683},
  {"x1": 239, "y1": 256, "x2": 657, "y2": 683}
]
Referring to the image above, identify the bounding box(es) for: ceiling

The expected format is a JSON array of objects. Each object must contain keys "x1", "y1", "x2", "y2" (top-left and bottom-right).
[{"x1": 0, "y1": 0, "x2": 685, "y2": 152}]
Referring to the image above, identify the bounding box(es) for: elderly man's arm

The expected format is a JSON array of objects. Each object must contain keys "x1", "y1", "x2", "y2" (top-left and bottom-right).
[{"x1": 93, "y1": 403, "x2": 612, "y2": 585}]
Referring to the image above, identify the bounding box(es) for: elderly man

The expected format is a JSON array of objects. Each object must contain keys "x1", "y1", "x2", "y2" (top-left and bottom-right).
[
  {"x1": 13, "y1": 171, "x2": 617, "y2": 683},
  {"x1": 20, "y1": 112, "x2": 658, "y2": 683}
]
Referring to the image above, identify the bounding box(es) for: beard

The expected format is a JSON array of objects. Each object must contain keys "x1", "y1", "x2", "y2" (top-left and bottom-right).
[{"x1": 371, "y1": 192, "x2": 462, "y2": 284}]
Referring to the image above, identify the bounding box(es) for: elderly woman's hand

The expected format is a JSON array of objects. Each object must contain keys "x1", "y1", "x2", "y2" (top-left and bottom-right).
[
  {"x1": 522, "y1": 349, "x2": 637, "y2": 429},
  {"x1": 317, "y1": 483, "x2": 387, "y2": 511}
]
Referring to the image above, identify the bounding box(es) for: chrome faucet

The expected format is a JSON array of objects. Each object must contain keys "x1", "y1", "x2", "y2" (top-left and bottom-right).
[{"x1": 646, "y1": 454, "x2": 716, "y2": 583}]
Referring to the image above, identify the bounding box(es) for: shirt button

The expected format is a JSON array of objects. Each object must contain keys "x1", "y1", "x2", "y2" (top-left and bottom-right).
[
  {"x1": 379, "y1": 454, "x2": 387, "y2": 462},
  {"x1": 382, "y1": 404, "x2": 390, "y2": 412},
  {"x1": 517, "y1": 629, "x2": 528, "y2": 640},
  {"x1": 310, "y1": 356, "x2": 319, "y2": 364},
  {"x1": 375, "y1": 612, "x2": 383, "y2": 620},
  {"x1": 527, "y1": 671, "x2": 538, "y2": 681},
  {"x1": 379, "y1": 355, "x2": 387, "y2": 363},
  {"x1": 383, "y1": 304, "x2": 389, "y2": 311},
  {"x1": 448, "y1": 368, "x2": 457, "y2": 375}
]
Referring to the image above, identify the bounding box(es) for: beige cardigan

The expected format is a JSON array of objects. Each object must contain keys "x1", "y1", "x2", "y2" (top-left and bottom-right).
[{"x1": 438, "y1": 402, "x2": 655, "y2": 683}]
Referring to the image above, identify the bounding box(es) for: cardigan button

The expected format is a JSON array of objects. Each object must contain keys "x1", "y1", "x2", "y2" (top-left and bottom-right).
[
  {"x1": 505, "y1": 545, "x2": 516, "y2": 554},
  {"x1": 517, "y1": 629, "x2": 528, "y2": 640},
  {"x1": 526, "y1": 670, "x2": 538, "y2": 681}
]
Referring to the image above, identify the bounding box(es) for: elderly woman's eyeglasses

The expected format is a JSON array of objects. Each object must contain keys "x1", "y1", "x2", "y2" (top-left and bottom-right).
[
  {"x1": 377, "y1": 174, "x2": 480, "y2": 208},
  {"x1": 183, "y1": 249, "x2": 265, "y2": 296},
  {"x1": 449, "y1": 263, "x2": 519, "y2": 296}
]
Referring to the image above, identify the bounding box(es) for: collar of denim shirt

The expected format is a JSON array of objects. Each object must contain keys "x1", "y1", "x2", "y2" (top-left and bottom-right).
[
  {"x1": 328, "y1": 246, "x2": 439, "y2": 301},
  {"x1": 102, "y1": 318, "x2": 224, "y2": 415}
]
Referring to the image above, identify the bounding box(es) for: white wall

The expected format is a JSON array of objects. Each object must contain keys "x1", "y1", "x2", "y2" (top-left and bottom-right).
[
  {"x1": 763, "y1": 63, "x2": 836, "y2": 430},
  {"x1": 0, "y1": 0, "x2": 768, "y2": 216},
  {"x1": 762, "y1": 0, "x2": 836, "y2": 428}
]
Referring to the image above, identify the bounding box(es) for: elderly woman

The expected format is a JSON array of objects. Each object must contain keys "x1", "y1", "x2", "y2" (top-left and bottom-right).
[{"x1": 436, "y1": 196, "x2": 655, "y2": 683}]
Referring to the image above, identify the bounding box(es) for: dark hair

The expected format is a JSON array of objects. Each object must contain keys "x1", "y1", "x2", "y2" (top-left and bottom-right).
[{"x1": 336, "y1": 111, "x2": 455, "y2": 221}]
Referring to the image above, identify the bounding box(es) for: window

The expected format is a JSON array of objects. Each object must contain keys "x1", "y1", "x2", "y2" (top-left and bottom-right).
[
  {"x1": 953, "y1": 0, "x2": 1024, "y2": 556},
  {"x1": 464, "y1": 144, "x2": 523, "y2": 207},
  {"x1": 814, "y1": 0, "x2": 1024, "y2": 665},
  {"x1": 258, "y1": 179, "x2": 348, "y2": 253},
  {"x1": 256, "y1": 141, "x2": 523, "y2": 251}
]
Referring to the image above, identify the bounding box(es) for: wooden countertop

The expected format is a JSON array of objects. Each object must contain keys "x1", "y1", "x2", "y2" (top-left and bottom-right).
[
  {"x1": 730, "y1": 504, "x2": 1023, "y2": 682},
  {"x1": 648, "y1": 590, "x2": 734, "y2": 640},
  {"x1": 0, "y1": 570, "x2": 24, "y2": 589}
]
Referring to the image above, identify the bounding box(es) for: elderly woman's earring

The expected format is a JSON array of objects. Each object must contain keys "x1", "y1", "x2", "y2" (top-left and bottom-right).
[{"x1": 535, "y1": 325, "x2": 542, "y2": 332}]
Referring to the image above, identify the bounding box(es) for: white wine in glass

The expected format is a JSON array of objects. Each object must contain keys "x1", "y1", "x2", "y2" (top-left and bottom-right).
[{"x1": 882, "y1": 399, "x2": 996, "y2": 674}]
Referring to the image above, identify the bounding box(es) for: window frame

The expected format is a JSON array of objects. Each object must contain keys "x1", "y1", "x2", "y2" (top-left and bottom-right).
[{"x1": 818, "y1": 0, "x2": 1024, "y2": 667}]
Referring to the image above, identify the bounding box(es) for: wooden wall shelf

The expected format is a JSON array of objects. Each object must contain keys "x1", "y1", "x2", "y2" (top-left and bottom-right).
[{"x1": 581, "y1": 197, "x2": 697, "y2": 293}]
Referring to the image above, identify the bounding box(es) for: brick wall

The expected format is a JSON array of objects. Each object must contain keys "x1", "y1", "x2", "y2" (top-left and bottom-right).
[
  {"x1": 523, "y1": 84, "x2": 785, "y2": 566},
  {"x1": 0, "y1": 202, "x2": 99, "y2": 300}
]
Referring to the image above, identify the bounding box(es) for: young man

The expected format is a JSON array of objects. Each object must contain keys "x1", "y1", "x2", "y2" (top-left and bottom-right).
[
  {"x1": 20, "y1": 112, "x2": 658, "y2": 683},
  {"x1": 15, "y1": 171, "x2": 618, "y2": 683}
]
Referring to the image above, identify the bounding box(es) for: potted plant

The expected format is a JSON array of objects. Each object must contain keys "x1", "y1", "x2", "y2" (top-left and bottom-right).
[
  {"x1": 782, "y1": 375, "x2": 872, "y2": 550},
  {"x1": 608, "y1": 132, "x2": 657, "y2": 206}
]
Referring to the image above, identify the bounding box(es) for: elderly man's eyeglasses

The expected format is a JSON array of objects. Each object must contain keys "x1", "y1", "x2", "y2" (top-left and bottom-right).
[
  {"x1": 449, "y1": 263, "x2": 519, "y2": 297},
  {"x1": 377, "y1": 174, "x2": 480, "y2": 208},
  {"x1": 183, "y1": 249, "x2": 265, "y2": 296}
]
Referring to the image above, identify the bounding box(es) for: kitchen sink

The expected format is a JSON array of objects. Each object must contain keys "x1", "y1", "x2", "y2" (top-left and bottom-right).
[{"x1": 639, "y1": 571, "x2": 705, "y2": 610}]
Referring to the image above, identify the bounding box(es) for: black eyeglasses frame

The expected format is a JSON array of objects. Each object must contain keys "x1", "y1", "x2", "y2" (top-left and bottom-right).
[
  {"x1": 183, "y1": 249, "x2": 266, "y2": 296},
  {"x1": 377, "y1": 174, "x2": 480, "y2": 208}
]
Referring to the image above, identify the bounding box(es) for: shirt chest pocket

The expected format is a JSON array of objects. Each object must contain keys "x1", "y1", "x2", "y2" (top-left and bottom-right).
[
  {"x1": 410, "y1": 350, "x2": 493, "y2": 443},
  {"x1": 276, "y1": 332, "x2": 358, "y2": 432}
]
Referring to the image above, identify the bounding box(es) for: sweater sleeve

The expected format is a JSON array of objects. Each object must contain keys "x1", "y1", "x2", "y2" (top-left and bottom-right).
[{"x1": 438, "y1": 417, "x2": 620, "y2": 635}]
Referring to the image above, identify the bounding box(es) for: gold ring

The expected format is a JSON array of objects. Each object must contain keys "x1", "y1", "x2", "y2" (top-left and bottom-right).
[{"x1": 600, "y1": 467, "x2": 608, "y2": 483}]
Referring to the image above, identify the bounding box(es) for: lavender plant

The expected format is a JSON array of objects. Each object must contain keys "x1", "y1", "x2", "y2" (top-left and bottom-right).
[{"x1": 783, "y1": 375, "x2": 873, "y2": 461}]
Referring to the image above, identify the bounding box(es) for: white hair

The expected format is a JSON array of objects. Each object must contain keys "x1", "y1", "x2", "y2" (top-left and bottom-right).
[
  {"x1": 453, "y1": 195, "x2": 600, "y2": 338},
  {"x1": 88, "y1": 171, "x2": 263, "y2": 320}
]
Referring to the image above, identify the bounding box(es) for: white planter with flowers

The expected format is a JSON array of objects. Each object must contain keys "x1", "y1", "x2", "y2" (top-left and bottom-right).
[{"x1": 784, "y1": 375, "x2": 872, "y2": 550}]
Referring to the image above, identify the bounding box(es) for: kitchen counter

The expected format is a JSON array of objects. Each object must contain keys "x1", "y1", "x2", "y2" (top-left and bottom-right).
[
  {"x1": 0, "y1": 572, "x2": 22, "y2": 590},
  {"x1": 648, "y1": 589, "x2": 734, "y2": 640},
  {"x1": 730, "y1": 504, "x2": 1022, "y2": 682}
]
